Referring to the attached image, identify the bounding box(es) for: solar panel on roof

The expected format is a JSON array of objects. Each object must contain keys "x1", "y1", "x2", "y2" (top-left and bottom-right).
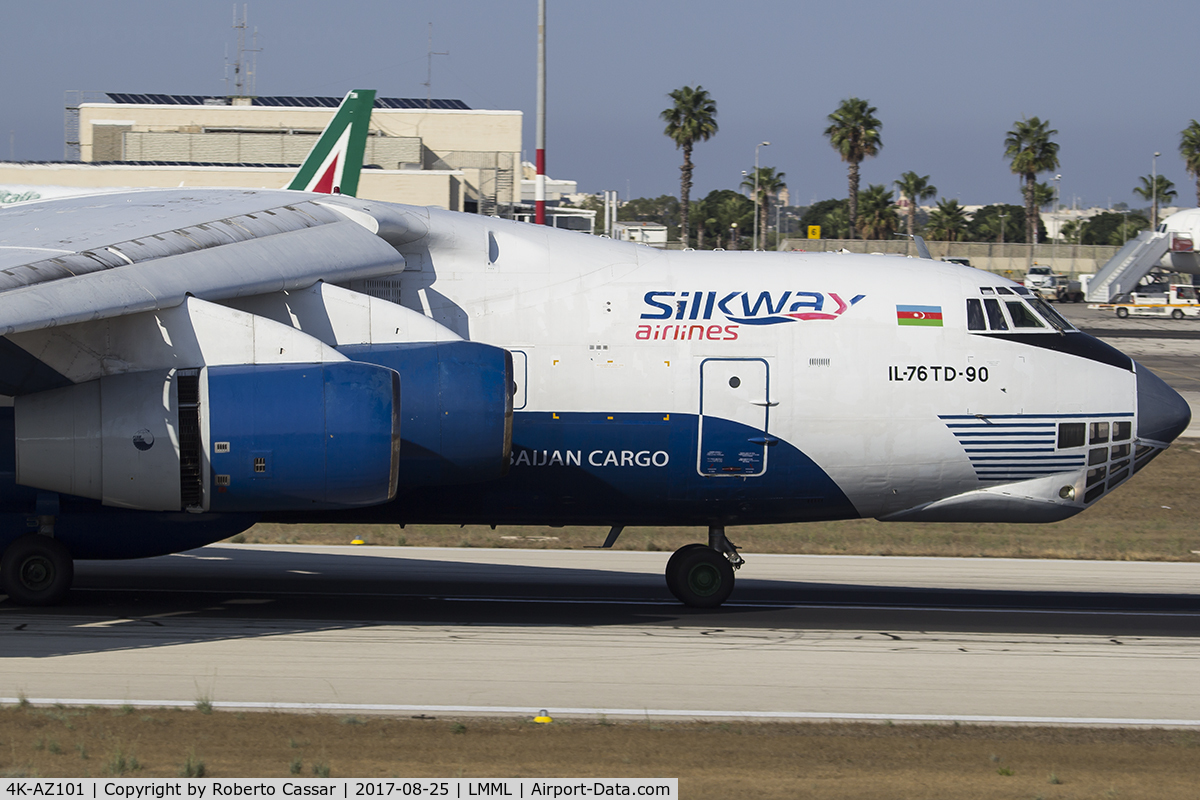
[{"x1": 102, "y1": 93, "x2": 471, "y2": 109}]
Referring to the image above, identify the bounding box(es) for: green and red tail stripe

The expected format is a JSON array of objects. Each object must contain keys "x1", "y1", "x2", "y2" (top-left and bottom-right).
[{"x1": 286, "y1": 89, "x2": 375, "y2": 197}]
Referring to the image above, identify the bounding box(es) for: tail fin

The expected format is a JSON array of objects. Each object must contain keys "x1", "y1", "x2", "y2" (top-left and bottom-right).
[{"x1": 286, "y1": 89, "x2": 376, "y2": 197}]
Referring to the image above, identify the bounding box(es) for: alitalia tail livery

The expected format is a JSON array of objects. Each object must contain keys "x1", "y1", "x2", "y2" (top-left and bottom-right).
[
  {"x1": 0, "y1": 167, "x2": 1188, "y2": 608},
  {"x1": 285, "y1": 89, "x2": 375, "y2": 197}
]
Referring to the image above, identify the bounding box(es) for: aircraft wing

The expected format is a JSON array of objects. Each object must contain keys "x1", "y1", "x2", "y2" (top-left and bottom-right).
[{"x1": 0, "y1": 189, "x2": 423, "y2": 337}]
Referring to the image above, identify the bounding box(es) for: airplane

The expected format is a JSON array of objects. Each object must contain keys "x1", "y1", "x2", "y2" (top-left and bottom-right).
[
  {"x1": 0, "y1": 139, "x2": 1190, "y2": 610},
  {"x1": 0, "y1": 88, "x2": 375, "y2": 206}
]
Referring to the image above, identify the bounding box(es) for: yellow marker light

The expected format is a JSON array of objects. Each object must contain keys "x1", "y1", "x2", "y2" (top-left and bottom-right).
[
  {"x1": 534, "y1": 709, "x2": 552, "y2": 724},
  {"x1": 350, "y1": 538, "x2": 366, "y2": 545}
]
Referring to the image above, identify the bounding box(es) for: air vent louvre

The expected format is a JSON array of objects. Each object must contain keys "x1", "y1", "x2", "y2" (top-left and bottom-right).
[{"x1": 177, "y1": 370, "x2": 203, "y2": 509}]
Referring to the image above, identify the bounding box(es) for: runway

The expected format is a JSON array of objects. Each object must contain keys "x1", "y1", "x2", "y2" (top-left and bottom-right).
[{"x1": 2, "y1": 545, "x2": 1198, "y2": 725}]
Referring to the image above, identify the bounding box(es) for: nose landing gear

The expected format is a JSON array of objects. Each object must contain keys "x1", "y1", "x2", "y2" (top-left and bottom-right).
[{"x1": 664, "y1": 526, "x2": 742, "y2": 608}]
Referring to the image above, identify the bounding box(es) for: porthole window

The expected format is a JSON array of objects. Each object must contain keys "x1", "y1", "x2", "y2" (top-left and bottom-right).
[{"x1": 728, "y1": 376, "x2": 741, "y2": 388}]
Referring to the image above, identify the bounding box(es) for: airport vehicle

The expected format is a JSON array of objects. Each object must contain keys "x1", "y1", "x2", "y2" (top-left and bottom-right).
[
  {"x1": 1105, "y1": 284, "x2": 1200, "y2": 319},
  {"x1": 0, "y1": 130, "x2": 1189, "y2": 612},
  {"x1": 1023, "y1": 265, "x2": 1083, "y2": 303}
]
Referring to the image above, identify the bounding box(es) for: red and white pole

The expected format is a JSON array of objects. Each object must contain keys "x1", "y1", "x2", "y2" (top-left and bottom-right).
[{"x1": 535, "y1": 0, "x2": 546, "y2": 225}]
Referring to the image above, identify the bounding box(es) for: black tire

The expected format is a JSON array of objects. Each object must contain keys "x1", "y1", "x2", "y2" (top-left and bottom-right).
[
  {"x1": 1172, "y1": 309, "x2": 1184, "y2": 320},
  {"x1": 665, "y1": 543, "x2": 709, "y2": 601},
  {"x1": 1116, "y1": 307, "x2": 1129, "y2": 319},
  {"x1": 1, "y1": 535, "x2": 73, "y2": 606},
  {"x1": 670, "y1": 547, "x2": 735, "y2": 609}
]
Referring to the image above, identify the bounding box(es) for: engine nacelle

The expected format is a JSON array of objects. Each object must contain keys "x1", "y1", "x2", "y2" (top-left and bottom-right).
[
  {"x1": 14, "y1": 362, "x2": 400, "y2": 512},
  {"x1": 340, "y1": 341, "x2": 512, "y2": 485}
]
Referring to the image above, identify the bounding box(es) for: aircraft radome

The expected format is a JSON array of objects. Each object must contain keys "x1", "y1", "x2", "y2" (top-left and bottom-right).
[{"x1": 0, "y1": 172, "x2": 1189, "y2": 609}]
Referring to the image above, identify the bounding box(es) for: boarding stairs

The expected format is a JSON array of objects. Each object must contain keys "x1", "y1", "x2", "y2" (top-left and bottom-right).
[{"x1": 1085, "y1": 230, "x2": 1170, "y2": 302}]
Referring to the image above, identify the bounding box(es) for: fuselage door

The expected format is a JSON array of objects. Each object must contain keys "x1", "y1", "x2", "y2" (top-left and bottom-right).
[{"x1": 697, "y1": 357, "x2": 771, "y2": 477}]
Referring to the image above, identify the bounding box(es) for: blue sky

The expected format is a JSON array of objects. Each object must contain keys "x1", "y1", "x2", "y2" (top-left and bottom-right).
[{"x1": 1, "y1": 0, "x2": 1194, "y2": 209}]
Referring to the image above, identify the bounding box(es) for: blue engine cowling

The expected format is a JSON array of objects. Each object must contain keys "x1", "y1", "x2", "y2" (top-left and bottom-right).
[
  {"x1": 206, "y1": 361, "x2": 400, "y2": 512},
  {"x1": 339, "y1": 342, "x2": 512, "y2": 485}
]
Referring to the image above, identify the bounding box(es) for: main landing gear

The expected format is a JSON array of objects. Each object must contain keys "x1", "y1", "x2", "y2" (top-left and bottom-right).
[
  {"x1": 0, "y1": 534, "x2": 74, "y2": 606},
  {"x1": 665, "y1": 526, "x2": 743, "y2": 609}
]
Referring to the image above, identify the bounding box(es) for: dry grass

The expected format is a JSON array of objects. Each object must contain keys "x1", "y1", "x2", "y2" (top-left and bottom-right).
[
  {"x1": 1, "y1": 706, "x2": 1198, "y2": 797},
  {"x1": 233, "y1": 443, "x2": 1200, "y2": 562}
]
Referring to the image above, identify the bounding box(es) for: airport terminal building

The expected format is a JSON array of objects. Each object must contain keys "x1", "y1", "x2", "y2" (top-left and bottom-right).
[{"x1": 0, "y1": 92, "x2": 525, "y2": 214}]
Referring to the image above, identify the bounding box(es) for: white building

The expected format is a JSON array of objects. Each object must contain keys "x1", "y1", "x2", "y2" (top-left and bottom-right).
[
  {"x1": 614, "y1": 221, "x2": 668, "y2": 247},
  {"x1": 519, "y1": 161, "x2": 577, "y2": 202},
  {"x1": 0, "y1": 92, "x2": 530, "y2": 214}
]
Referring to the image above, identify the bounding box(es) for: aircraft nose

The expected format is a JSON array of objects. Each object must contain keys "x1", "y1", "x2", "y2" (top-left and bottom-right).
[{"x1": 1136, "y1": 363, "x2": 1192, "y2": 444}]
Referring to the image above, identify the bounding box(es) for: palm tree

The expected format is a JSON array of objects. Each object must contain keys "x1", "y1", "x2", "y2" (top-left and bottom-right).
[
  {"x1": 824, "y1": 97, "x2": 882, "y2": 239},
  {"x1": 1133, "y1": 174, "x2": 1177, "y2": 228},
  {"x1": 661, "y1": 86, "x2": 718, "y2": 246},
  {"x1": 893, "y1": 171, "x2": 936, "y2": 238},
  {"x1": 1059, "y1": 219, "x2": 1083, "y2": 244},
  {"x1": 1180, "y1": 120, "x2": 1200, "y2": 206},
  {"x1": 925, "y1": 198, "x2": 970, "y2": 242},
  {"x1": 856, "y1": 184, "x2": 899, "y2": 240},
  {"x1": 1033, "y1": 181, "x2": 1055, "y2": 211},
  {"x1": 823, "y1": 206, "x2": 850, "y2": 239},
  {"x1": 740, "y1": 167, "x2": 786, "y2": 248},
  {"x1": 1004, "y1": 117, "x2": 1059, "y2": 244}
]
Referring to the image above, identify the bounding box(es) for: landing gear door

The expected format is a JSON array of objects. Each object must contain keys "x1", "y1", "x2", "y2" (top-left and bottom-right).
[{"x1": 697, "y1": 358, "x2": 771, "y2": 477}]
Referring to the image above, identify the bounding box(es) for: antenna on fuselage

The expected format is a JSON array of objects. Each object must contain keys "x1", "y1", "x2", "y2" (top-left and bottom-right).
[{"x1": 896, "y1": 233, "x2": 933, "y2": 260}]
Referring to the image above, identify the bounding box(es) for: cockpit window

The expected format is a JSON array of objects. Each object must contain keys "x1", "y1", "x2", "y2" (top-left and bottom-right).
[
  {"x1": 1005, "y1": 301, "x2": 1045, "y2": 328},
  {"x1": 966, "y1": 298, "x2": 986, "y2": 330},
  {"x1": 983, "y1": 298, "x2": 1008, "y2": 330},
  {"x1": 980, "y1": 287, "x2": 995, "y2": 295},
  {"x1": 996, "y1": 286, "x2": 1014, "y2": 295},
  {"x1": 1012, "y1": 286, "x2": 1031, "y2": 296},
  {"x1": 1027, "y1": 297, "x2": 1076, "y2": 332}
]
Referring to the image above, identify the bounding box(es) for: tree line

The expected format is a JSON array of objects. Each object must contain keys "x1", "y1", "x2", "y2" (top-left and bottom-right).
[{"x1": 656, "y1": 86, "x2": 1200, "y2": 246}]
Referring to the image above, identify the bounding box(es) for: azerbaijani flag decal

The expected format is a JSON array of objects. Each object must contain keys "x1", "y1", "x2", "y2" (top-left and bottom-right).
[{"x1": 896, "y1": 304, "x2": 943, "y2": 326}]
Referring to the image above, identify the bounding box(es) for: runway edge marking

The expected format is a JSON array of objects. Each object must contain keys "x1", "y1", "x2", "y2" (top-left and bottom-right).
[{"x1": 2, "y1": 698, "x2": 1197, "y2": 728}]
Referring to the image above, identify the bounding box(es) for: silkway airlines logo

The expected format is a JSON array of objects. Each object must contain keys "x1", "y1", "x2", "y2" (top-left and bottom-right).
[{"x1": 637, "y1": 290, "x2": 865, "y2": 341}]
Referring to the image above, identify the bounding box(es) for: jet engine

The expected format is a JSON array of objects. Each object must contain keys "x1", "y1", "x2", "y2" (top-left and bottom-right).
[
  {"x1": 340, "y1": 341, "x2": 513, "y2": 485},
  {"x1": 14, "y1": 362, "x2": 400, "y2": 513}
]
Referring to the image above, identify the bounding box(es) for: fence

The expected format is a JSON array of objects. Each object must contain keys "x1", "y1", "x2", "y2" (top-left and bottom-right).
[{"x1": 776, "y1": 238, "x2": 1121, "y2": 278}]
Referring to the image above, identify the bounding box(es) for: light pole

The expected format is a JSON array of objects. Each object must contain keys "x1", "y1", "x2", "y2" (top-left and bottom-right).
[
  {"x1": 753, "y1": 141, "x2": 769, "y2": 250},
  {"x1": 1053, "y1": 174, "x2": 1062, "y2": 236},
  {"x1": 997, "y1": 212, "x2": 1008, "y2": 245},
  {"x1": 1053, "y1": 174, "x2": 1062, "y2": 269},
  {"x1": 730, "y1": 222, "x2": 738, "y2": 251},
  {"x1": 1152, "y1": 151, "x2": 1161, "y2": 229}
]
